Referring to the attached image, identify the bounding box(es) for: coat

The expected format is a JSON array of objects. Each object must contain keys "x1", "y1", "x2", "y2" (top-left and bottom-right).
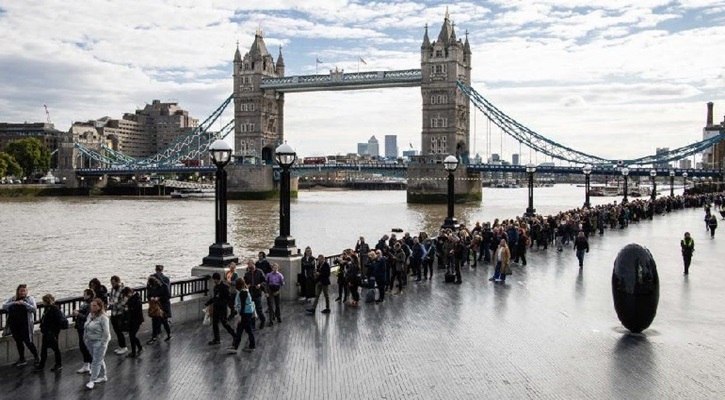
[
  {"x1": 496, "y1": 245, "x2": 512, "y2": 275},
  {"x1": 40, "y1": 304, "x2": 67, "y2": 335},
  {"x1": 147, "y1": 283, "x2": 171, "y2": 318},
  {"x1": 125, "y1": 293, "x2": 144, "y2": 330},
  {"x1": 2, "y1": 295, "x2": 36, "y2": 342}
]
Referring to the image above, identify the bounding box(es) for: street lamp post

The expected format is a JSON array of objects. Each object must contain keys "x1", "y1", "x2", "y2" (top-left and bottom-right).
[
  {"x1": 526, "y1": 163, "x2": 536, "y2": 216},
  {"x1": 269, "y1": 143, "x2": 297, "y2": 257},
  {"x1": 669, "y1": 170, "x2": 675, "y2": 197},
  {"x1": 682, "y1": 172, "x2": 688, "y2": 193},
  {"x1": 649, "y1": 169, "x2": 657, "y2": 201},
  {"x1": 202, "y1": 139, "x2": 238, "y2": 268},
  {"x1": 441, "y1": 155, "x2": 459, "y2": 230},
  {"x1": 621, "y1": 167, "x2": 629, "y2": 203},
  {"x1": 583, "y1": 164, "x2": 593, "y2": 208}
]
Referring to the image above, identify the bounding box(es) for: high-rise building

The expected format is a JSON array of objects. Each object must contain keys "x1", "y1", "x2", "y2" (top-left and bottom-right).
[
  {"x1": 512, "y1": 153, "x2": 520, "y2": 166},
  {"x1": 71, "y1": 100, "x2": 199, "y2": 158},
  {"x1": 384, "y1": 135, "x2": 398, "y2": 158},
  {"x1": 367, "y1": 135, "x2": 379, "y2": 157},
  {"x1": 490, "y1": 153, "x2": 500, "y2": 163},
  {"x1": 679, "y1": 159, "x2": 692, "y2": 169},
  {"x1": 357, "y1": 143, "x2": 368, "y2": 155}
]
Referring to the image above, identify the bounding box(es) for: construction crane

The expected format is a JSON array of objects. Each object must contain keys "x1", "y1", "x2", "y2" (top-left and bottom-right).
[{"x1": 44, "y1": 104, "x2": 52, "y2": 124}]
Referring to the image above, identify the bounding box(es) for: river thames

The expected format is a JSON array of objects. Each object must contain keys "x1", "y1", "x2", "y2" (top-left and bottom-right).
[{"x1": 1, "y1": 185, "x2": 645, "y2": 298}]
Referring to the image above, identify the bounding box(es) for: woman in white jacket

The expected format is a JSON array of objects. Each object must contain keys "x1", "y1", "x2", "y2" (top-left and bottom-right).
[{"x1": 83, "y1": 298, "x2": 111, "y2": 390}]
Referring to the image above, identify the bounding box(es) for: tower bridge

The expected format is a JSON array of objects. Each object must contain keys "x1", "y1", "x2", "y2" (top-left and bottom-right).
[{"x1": 60, "y1": 10, "x2": 724, "y2": 201}]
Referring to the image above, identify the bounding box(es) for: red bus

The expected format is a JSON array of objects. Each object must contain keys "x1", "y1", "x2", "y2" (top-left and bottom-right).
[{"x1": 303, "y1": 156, "x2": 326, "y2": 165}]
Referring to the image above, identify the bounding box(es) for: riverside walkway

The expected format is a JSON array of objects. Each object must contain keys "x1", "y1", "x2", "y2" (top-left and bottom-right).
[{"x1": 1, "y1": 207, "x2": 723, "y2": 399}]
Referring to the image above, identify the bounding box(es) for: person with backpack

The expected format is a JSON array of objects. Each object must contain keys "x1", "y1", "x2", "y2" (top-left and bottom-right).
[
  {"x1": 227, "y1": 278, "x2": 256, "y2": 354},
  {"x1": 34, "y1": 294, "x2": 68, "y2": 372}
]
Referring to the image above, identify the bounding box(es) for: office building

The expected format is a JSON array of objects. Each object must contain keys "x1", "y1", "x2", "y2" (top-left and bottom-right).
[
  {"x1": 357, "y1": 143, "x2": 368, "y2": 156},
  {"x1": 512, "y1": 153, "x2": 520, "y2": 166},
  {"x1": 384, "y1": 135, "x2": 398, "y2": 158},
  {"x1": 0, "y1": 123, "x2": 63, "y2": 157},
  {"x1": 402, "y1": 149, "x2": 418, "y2": 158},
  {"x1": 679, "y1": 159, "x2": 692, "y2": 169},
  {"x1": 655, "y1": 147, "x2": 671, "y2": 169},
  {"x1": 367, "y1": 135, "x2": 379, "y2": 157},
  {"x1": 489, "y1": 153, "x2": 500, "y2": 163}
]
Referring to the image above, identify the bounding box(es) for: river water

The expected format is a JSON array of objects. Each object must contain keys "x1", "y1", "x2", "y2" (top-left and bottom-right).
[{"x1": 0, "y1": 185, "x2": 642, "y2": 298}]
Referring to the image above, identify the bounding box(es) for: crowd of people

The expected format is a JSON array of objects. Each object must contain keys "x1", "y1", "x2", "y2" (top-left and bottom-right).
[{"x1": 2, "y1": 190, "x2": 722, "y2": 391}]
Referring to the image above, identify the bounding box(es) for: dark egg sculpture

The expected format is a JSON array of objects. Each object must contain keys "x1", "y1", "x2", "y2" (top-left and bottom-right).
[{"x1": 612, "y1": 243, "x2": 659, "y2": 333}]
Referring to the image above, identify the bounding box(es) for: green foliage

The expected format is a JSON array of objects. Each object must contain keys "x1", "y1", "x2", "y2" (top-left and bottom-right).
[
  {"x1": 5, "y1": 138, "x2": 50, "y2": 177},
  {"x1": 0, "y1": 152, "x2": 23, "y2": 177}
]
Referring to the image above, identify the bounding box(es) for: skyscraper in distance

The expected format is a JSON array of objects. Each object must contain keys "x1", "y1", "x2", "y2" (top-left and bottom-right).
[
  {"x1": 384, "y1": 135, "x2": 398, "y2": 158},
  {"x1": 368, "y1": 135, "x2": 379, "y2": 157}
]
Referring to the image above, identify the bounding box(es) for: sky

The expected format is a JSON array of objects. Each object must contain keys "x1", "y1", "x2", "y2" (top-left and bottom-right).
[{"x1": 1, "y1": 0, "x2": 724, "y2": 162}]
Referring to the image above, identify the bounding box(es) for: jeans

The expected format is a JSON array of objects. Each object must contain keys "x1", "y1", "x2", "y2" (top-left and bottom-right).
[
  {"x1": 152, "y1": 317, "x2": 171, "y2": 338},
  {"x1": 422, "y1": 258, "x2": 433, "y2": 279},
  {"x1": 110, "y1": 315, "x2": 127, "y2": 348},
  {"x1": 312, "y1": 283, "x2": 330, "y2": 310},
  {"x1": 252, "y1": 296, "x2": 266, "y2": 325},
  {"x1": 39, "y1": 332, "x2": 61, "y2": 367},
  {"x1": 77, "y1": 329, "x2": 92, "y2": 363},
  {"x1": 492, "y1": 261, "x2": 506, "y2": 281},
  {"x1": 233, "y1": 313, "x2": 255, "y2": 350},
  {"x1": 576, "y1": 249, "x2": 586, "y2": 267},
  {"x1": 86, "y1": 340, "x2": 108, "y2": 381},
  {"x1": 267, "y1": 292, "x2": 281, "y2": 319},
  {"x1": 128, "y1": 324, "x2": 142, "y2": 354}
]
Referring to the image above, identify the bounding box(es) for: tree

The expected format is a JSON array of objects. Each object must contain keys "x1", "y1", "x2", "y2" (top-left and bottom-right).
[
  {"x1": 0, "y1": 152, "x2": 23, "y2": 178},
  {"x1": 5, "y1": 138, "x2": 51, "y2": 177}
]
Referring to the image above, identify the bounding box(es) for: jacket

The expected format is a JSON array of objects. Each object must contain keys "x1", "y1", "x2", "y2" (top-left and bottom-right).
[
  {"x1": 681, "y1": 238, "x2": 695, "y2": 257},
  {"x1": 84, "y1": 314, "x2": 111, "y2": 344},
  {"x1": 125, "y1": 293, "x2": 144, "y2": 329},
  {"x1": 496, "y1": 245, "x2": 511, "y2": 274},
  {"x1": 244, "y1": 269, "x2": 267, "y2": 298},
  {"x1": 148, "y1": 282, "x2": 171, "y2": 318},
  {"x1": 2, "y1": 295, "x2": 36, "y2": 342},
  {"x1": 206, "y1": 281, "x2": 233, "y2": 312},
  {"x1": 40, "y1": 304, "x2": 67, "y2": 335},
  {"x1": 109, "y1": 284, "x2": 127, "y2": 316},
  {"x1": 316, "y1": 262, "x2": 331, "y2": 285}
]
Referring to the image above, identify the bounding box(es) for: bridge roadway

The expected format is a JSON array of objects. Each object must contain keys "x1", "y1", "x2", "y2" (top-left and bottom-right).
[
  {"x1": 1, "y1": 207, "x2": 723, "y2": 399},
  {"x1": 74, "y1": 163, "x2": 722, "y2": 178}
]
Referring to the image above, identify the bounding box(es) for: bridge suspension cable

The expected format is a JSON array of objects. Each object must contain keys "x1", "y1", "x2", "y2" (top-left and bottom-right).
[{"x1": 458, "y1": 81, "x2": 725, "y2": 166}]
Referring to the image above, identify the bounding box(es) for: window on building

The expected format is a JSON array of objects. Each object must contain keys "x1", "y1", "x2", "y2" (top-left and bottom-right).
[{"x1": 431, "y1": 117, "x2": 448, "y2": 128}]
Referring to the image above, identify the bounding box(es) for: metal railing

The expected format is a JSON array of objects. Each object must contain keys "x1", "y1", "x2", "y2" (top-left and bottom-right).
[{"x1": 0, "y1": 276, "x2": 208, "y2": 332}]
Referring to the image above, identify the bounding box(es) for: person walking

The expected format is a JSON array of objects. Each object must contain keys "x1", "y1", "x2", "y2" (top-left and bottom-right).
[
  {"x1": 489, "y1": 239, "x2": 511, "y2": 283},
  {"x1": 681, "y1": 232, "x2": 695, "y2": 275},
  {"x1": 3, "y1": 284, "x2": 39, "y2": 368},
  {"x1": 708, "y1": 214, "x2": 718, "y2": 238},
  {"x1": 301, "y1": 247, "x2": 316, "y2": 301},
  {"x1": 244, "y1": 260, "x2": 267, "y2": 329},
  {"x1": 108, "y1": 275, "x2": 128, "y2": 356},
  {"x1": 204, "y1": 272, "x2": 237, "y2": 345},
  {"x1": 83, "y1": 298, "x2": 111, "y2": 390},
  {"x1": 72, "y1": 288, "x2": 94, "y2": 374},
  {"x1": 121, "y1": 287, "x2": 144, "y2": 357},
  {"x1": 307, "y1": 254, "x2": 331, "y2": 314},
  {"x1": 34, "y1": 294, "x2": 68, "y2": 372},
  {"x1": 146, "y1": 276, "x2": 172, "y2": 344},
  {"x1": 574, "y1": 231, "x2": 590, "y2": 268},
  {"x1": 227, "y1": 278, "x2": 255, "y2": 354},
  {"x1": 265, "y1": 263, "x2": 284, "y2": 324}
]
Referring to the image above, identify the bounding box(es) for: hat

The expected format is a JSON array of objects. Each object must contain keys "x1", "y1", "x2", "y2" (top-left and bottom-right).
[{"x1": 212, "y1": 272, "x2": 221, "y2": 280}]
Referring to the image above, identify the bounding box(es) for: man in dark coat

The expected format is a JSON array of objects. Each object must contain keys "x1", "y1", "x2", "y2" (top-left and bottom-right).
[
  {"x1": 205, "y1": 272, "x2": 236, "y2": 345},
  {"x1": 307, "y1": 254, "x2": 331, "y2": 314},
  {"x1": 34, "y1": 294, "x2": 67, "y2": 372},
  {"x1": 681, "y1": 232, "x2": 695, "y2": 275},
  {"x1": 243, "y1": 260, "x2": 267, "y2": 329}
]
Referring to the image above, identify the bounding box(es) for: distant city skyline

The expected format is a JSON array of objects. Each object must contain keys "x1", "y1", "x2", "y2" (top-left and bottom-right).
[{"x1": 0, "y1": 1, "x2": 724, "y2": 162}]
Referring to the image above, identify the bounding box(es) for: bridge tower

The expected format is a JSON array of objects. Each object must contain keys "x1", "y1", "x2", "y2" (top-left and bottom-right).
[
  {"x1": 233, "y1": 30, "x2": 285, "y2": 164},
  {"x1": 408, "y1": 11, "x2": 480, "y2": 204},
  {"x1": 420, "y1": 10, "x2": 471, "y2": 160}
]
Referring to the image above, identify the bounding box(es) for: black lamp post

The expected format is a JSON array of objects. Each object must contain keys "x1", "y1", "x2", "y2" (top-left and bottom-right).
[
  {"x1": 525, "y1": 163, "x2": 536, "y2": 216},
  {"x1": 441, "y1": 155, "x2": 459, "y2": 230},
  {"x1": 202, "y1": 139, "x2": 238, "y2": 267},
  {"x1": 583, "y1": 164, "x2": 593, "y2": 208},
  {"x1": 669, "y1": 170, "x2": 675, "y2": 197},
  {"x1": 269, "y1": 142, "x2": 297, "y2": 257},
  {"x1": 621, "y1": 167, "x2": 629, "y2": 203},
  {"x1": 708, "y1": 176, "x2": 713, "y2": 192},
  {"x1": 649, "y1": 169, "x2": 657, "y2": 201},
  {"x1": 682, "y1": 172, "x2": 688, "y2": 193}
]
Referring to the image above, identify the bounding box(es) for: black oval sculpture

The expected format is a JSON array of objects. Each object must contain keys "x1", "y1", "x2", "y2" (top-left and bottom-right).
[{"x1": 612, "y1": 243, "x2": 659, "y2": 333}]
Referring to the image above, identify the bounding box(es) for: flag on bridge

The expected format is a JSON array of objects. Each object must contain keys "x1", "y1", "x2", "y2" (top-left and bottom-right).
[
  {"x1": 359, "y1": 56, "x2": 367, "y2": 64},
  {"x1": 316, "y1": 57, "x2": 323, "y2": 64}
]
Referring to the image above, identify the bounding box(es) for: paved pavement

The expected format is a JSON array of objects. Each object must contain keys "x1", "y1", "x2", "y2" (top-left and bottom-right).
[{"x1": 1, "y1": 207, "x2": 724, "y2": 399}]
